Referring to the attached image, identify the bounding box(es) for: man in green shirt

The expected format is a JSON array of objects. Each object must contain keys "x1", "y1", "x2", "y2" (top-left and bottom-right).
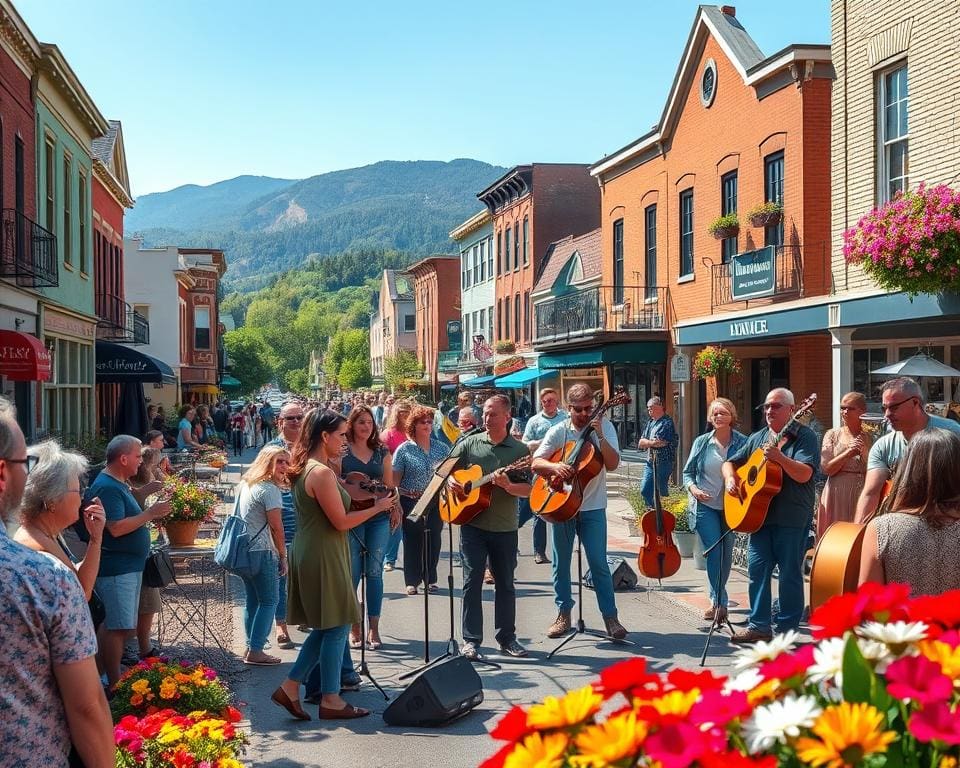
[{"x1": 448, "y1": 394, "x2": 531, "y2": 660}]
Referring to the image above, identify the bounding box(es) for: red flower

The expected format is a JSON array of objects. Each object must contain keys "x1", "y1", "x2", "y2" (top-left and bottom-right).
[
  {"x1": 666, "y1": 668, "x2": 725, "y2": 693},
  {"x1": 908, "y1": 701, "x2": 960, "y2": 745},
  {"x1": 222, "y1": 705, "x2": 243, "y2": 723},
  {"x1": 168, "y1": 747, "x2": 197, "y2": 768},
  {"x1": 759, "y1": 644, "x2": 815, "y2": 683},
  {"x1": 886, "y1": 654, "x2": 954, "y2": 705},
  {"x1": 597, "y1": 657, "x2": 661, "y2": 698},
  {"x1": 478, "y1": 742, "x2": 515, "y2": 768},
  {"x1": 489, "y1": 705, "x2": 532, "y2": 743},
  {"x1": 689, "y1": 689, "x2": 751, "y2": 728},
  {"x1": 810, "y1": 582, "x2": 911, "y2": 638},
  {"x1": 644, "y1": 721, "x2": 724, "y2": 768},
  {"x1": 701, "y1": 751, "x2": 778, "y2": 768},
  {"x1": 908, "y1": 591, "x2": 960, "y2": 631}
]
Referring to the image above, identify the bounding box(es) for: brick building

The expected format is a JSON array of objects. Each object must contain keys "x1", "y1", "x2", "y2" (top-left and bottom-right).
[
  {"x1": 369, "y1": 269, "x2": 416, "y2": 386},
  {"x1": 406, "y1": 254, "x2": 460, "y2": 401},
  {"x1": 589, "y1": 5, "x2": 833, "y2": 450},
  {"x1": 177, "y1": 248, "x2": 226, "y2": 405}
]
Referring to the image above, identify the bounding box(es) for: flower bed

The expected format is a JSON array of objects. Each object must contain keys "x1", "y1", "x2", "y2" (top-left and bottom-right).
[{"x1": 480, "y1": 582, "x2": 960, "y2": 767}]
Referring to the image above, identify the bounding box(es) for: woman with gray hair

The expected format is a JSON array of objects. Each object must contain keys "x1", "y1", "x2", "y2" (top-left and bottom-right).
[{"x1": 13, "y1": 441, "x2": 107, "y2": 602}]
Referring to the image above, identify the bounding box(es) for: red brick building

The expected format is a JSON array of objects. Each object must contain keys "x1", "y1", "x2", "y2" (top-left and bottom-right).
[
  {"x1": 177, "y1": 249, "x2": 226, "y2": 405},
  {"x1": 588, "y1": 5, "x2": 833, "y2": 446},
  {"x1": 406, "y1": 254, "x2": 460, "y2": 401}
]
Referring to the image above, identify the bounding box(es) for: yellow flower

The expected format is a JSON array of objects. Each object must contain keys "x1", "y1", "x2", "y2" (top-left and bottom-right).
[
  {"x1": 747, "y1": 677, "x2": 782, "y2": 706},
  {"x1": 527, "y1": 686, "x2": 603, "y2": 730},
  {"x1": 940, "y1": 757, "x2": 958, "y2": 768},
  {"x1": 570, "y1": 711, "x2": 648, "y2": 767},
  {"x1": 504, "y1": 732, "x2": 569, "y2": 768},
  {"x1": 645, "y1": 689, "x2": 699, "y2": 719},
  {"x1": 131, "y1": 679, "x2": 151, "y2": 695},
  {"x1": 159, "y1": 680, "x2": 179, "y2": 699},
  {"x1": 156, "y1": 723, "x2": 185, "y2": 745},
  {"x1": 795, "y1": 702, "x2": 896, "y2": 768},
  {"x1": 917, "y1": 639, "x2": 960, "y2": 679}
]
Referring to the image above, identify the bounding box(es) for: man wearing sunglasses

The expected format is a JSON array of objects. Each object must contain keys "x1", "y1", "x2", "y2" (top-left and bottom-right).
[
  {"x1": 722, "y1": 388, "x2": 819, "y2": 644},
  {"x1": 855, "y1": 377, "x2": 960, "y2": 523}
]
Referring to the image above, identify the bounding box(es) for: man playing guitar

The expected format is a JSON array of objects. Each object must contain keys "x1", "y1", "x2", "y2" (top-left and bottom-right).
[
  {"x1": 447, "y1": 394, "x2": 531, "y2": 660},
  {"x1": 721, "y1": 388, "x2": 819, "y2": 644},
  {"x1": 531, "y1": 383, "x2": 628, "y2": 641}
]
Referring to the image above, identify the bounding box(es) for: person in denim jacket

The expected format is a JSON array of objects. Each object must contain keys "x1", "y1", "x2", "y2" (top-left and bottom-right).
[{"x1": 682, "y1": 397, "x2": 747, "y2": 624}]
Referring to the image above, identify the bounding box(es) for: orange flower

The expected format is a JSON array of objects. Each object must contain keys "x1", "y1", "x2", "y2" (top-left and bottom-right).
[
  {"x1": 504, "y1": 732, "x2": 569, "y2": 768},
  {"x1": 527, "y1": 686, "x2": 602, "y2": 730},
  {"x1": 570, "y1": 710, "x2": 648, "y2": 767}
]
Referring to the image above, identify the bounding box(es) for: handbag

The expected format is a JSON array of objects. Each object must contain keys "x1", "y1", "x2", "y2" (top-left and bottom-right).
[
  {"x1": 143, "y1": 547, "x2": 176, "y2": 588},
  {"x1": 214, "y1": 490, "x2": 269, "y2": 578}
]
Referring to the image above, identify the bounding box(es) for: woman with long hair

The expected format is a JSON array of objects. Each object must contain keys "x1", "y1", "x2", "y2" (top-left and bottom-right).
[
  {"x1": 859, "y1": 428, "x2": 960, "y2": 594},
  {"x1": 818, "y1": 391, "x2": 872, "y2": 536},
  {"x1": 177, "y1": 405, "x2": 201, "y2": 450},
  {"x1": 681, "y1": 397, "x2": 747, "y2": 624},
  {"x1": 343, "y1": 405, "x2": 401, "y2": 649},
  {"x1": 392, "y1": 404, "x2": 450, "y2": 596},
  {"x1": 271, "y1": 409, "x2": 396, "y2": 721},
  {"x1": 381, "y1": 398, "x2": 414, "y2": 570}
]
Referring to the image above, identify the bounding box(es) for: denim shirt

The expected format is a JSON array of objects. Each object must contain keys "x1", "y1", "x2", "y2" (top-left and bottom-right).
[{"x1": 681, "y1": 429, "x2": 747, "y2": 531}]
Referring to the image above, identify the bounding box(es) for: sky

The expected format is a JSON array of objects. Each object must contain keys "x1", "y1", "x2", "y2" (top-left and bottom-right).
[{"x1": 17, "y1": 0, "x2": 831, "y2": 197}]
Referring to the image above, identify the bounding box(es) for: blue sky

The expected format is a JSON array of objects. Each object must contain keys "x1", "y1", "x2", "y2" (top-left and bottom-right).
[{"x1": 18, "y1": 1, "x2": 830, "y2": 196}]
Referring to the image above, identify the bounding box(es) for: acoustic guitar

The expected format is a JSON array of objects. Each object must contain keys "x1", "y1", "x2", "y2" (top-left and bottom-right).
[
  {"x1": 636, "y1": 453, "x2": 681, "y2": 581},
  {"x1": 529, "y1": 388, "x2": 631, "y2": 523},
  {"x1": 724, "y1": 393, "x2": 818, "y2": 533},
  {"x1": 439, "y1": 455, "x2": 533, "y2": 525}
]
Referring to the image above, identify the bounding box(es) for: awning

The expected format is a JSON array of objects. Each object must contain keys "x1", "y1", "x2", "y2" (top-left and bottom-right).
[
  {"x1": 95, "y1": 341, "x2": 176, "y2": 384},
  {"x1": 184, "y1": 384, "x2": 220, "y2": 395},
  {"x1": 440, "y1": 383, "x2": 458, "y2": 392},
  {"x1": 539, "y1": 341, "x2": 666, "y2": 369},
  {"x1": 220, "y1": 375, "x2": 242, "y2": 389},
  {"x1": 494, "y1": 367, "x2": 557, "y2": 388},
  {"x1": 463, "y1": 374, "x2": 498, "y2": 388},
  {"x1": 0, "y1": 330, "x2": 52, "y2": 382}
]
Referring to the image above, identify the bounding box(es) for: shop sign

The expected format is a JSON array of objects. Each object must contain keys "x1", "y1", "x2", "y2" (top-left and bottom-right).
[
  {"x1": 670, "y1": 352, "x2": 691, "y2": 383},
  {"x1": 731, "y1": 246, "x2": 776, "y2": 300},
  {"x1": 44, "y1": 308, "x2": 96, "y2": 339},
  {"x1": 494, "y1": 355, "x2": 527, "y2": 376},
  {"x1": 447, "y1": 320, "x2": 462, "y2": 353},
  {"x1": 728, "y1": 318, "x2": 769, "y2": 338}
]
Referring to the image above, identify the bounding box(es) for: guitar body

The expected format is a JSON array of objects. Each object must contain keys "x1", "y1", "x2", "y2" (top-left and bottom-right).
[
  {"x1": 809, "y1": 521, "x2": 867, "y2": 610},
  {"x1": 724, "y1": 449, "x2": 783, "y2": 533},
  {"x1": 343, "y1": 471, "x2": 389, "y2": 511},
  {"x1": 637, "y1": 508, "x2": 682, "y2": 579},
  {"x1": 438, "y1": 464, "x2": 494, "y2": 525},
  {"x1": 530, "y1": 441, "x2": 602, "y2": 523}
]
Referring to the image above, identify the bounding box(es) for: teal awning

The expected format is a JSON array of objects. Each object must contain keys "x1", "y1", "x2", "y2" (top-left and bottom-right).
[
  {"x1": 220, "y1": 375, "x2": 242, "y2": 389},
  {"x1": 538, "y1": 342, "x2": 666, "y2": 369},
  {"x1": 463, "y1": 374, "x2": 498, "y2": 388},
  {"x1": 494, "y1": 367, "x2": 557, "y2": 388}
]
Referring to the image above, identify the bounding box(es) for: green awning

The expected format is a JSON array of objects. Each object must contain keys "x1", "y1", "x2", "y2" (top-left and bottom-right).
[
  {"x1": 538, "y1": 341, "x2": 666, "y2": 369},
  {"x1": 220, "y1": 375, "x2": 242, "y2": 389}
]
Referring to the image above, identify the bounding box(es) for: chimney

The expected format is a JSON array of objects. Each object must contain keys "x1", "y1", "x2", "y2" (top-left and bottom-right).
[{"x1": 721, "y1": 5, "x2": 736, "y2": 16}]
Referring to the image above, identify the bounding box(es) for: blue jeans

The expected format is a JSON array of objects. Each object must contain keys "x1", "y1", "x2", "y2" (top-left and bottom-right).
[
  {"x1": 692, "y1": 502, "x2": 734, "y2": 608},
  {"x1": 551, "y1": 508, "x2": 617, "y2": 619},
  {"x1": 747, "y1": 523, "x2": 809, "y2": 633},
  {"x1": 640, "y1": 459, "x2": 674, "y2": 507},
  {"x1": 349, "y1": 514, "x2": 390, "y2": 618},
  {"x1": 295, "y1": 624, "x2": 350, "y2": 696},
  {"x1": 240, "y1": 552, "x2": 279, "y2": 652},
  {"x1": 384, "y1": 524, "x2": 402, "y2": 566},
  {"x1": 276, "y1": 544, "x2": 291, "y2": 623},
  {"x1": 517, "y1": 497, "x2": 547, "y2": 556}
]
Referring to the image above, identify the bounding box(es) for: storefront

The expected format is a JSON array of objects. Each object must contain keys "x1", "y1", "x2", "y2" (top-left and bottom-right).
[
  {"x1": 0, "y1": 328, "x2": 51, "y2": 440},
  {"x1": 96, "y1": 340, "x2": 176, "y2": 437},
  {"x1": 41, "y1": 305, "x2": 97, "y2": 440}
]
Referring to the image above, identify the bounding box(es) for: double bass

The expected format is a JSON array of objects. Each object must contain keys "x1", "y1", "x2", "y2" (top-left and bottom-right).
[
  {"x1": 636, "y1": 453, "x2": 681, "y2": 581},
  {"x1": 529, "y1": 388, "x2": 631, "y2": 523}
]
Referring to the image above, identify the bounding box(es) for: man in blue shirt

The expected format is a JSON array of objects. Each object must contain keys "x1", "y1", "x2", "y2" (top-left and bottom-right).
[{"x1": 637, "y1": 396, "x2": 677, "y2": 507}]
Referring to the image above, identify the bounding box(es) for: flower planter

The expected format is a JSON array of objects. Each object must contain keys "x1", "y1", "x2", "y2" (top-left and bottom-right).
[
  {"x1": 621, "y1": 514, "x2": 641, "y2": 538},
  {"x1": 164, "y1": 520, "x2": 201, "y2": 547},
  {"x1": 692, "y1": 534, "x2": 707, "y2": 570},
  {"x1": 749, "y1": 210, "x2": 782, "y2": 228},
  {"x1": 710, "y1": 225, "x2": 739, "y2": 240},
  {"x1": 674, "y1": 531, "x2": 696, "y2": 558}
]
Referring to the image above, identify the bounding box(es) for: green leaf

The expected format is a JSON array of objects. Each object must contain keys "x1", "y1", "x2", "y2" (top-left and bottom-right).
[{"x1": 841, "y1": 634, "x2": 874, "y2": 703}]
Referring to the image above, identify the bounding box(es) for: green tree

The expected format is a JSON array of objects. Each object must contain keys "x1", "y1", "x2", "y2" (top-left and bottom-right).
[
  {"x1": 383, "y1": 349, "x2": 422, "y2": 391},
  {"x1": 325, "y1": 328, "x2": 369, "y2": 384},
  {"x1": 337, "y1": 357, "x2": 372, "y2": 390},
  {"x1": 284, "y1": 368, "x2": 310, "y2": 394},
  {"x1": 223, "y1": 328, "x2": 273, "y2": 393}
]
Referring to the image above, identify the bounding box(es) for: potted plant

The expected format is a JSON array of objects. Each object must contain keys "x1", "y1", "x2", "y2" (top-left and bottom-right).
[
  {"x1": 843, "y1": 183, "x2": 960, "y2": 296},
  {"x1": 158, "y1": 478, "x2": 217, "y2": 546},
  {"x1": 707, "y1": 212, "x2": 740, "y2": 240},
  {"x1": 114, "y1": 707, "x2": 247, "y2": 768},
  {"x1": 111, "y1": 657, "x2": 234, "y2": 719},
  {"x1": 495, "y1": 339, "x2": 516, "y2": 355},
  {"x1": 660, "y1": 487, "x2": 696, "y2": 558},
  {"x1": 746, "y1": 200, "x2": 783, "y2": 228},
  {"x1": 693, "y1": 345, "x2": 741, "y2": 402}
]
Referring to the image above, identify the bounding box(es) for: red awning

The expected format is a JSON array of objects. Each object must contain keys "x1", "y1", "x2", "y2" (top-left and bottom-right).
[{"x1": 0, "y1": 330, "x2": 52, "y2": 382}]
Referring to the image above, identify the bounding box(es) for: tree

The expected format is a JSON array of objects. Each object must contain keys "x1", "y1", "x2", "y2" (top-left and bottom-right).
[
  {"x1": 284, "y1": 368, "x2": 309, "y2": 394},
  {"x1": 223, "y1": 328, "x2": 273, "y2": 393},
  {"x1": 325, "y1": 328, "x2": 369, "y2": 384},
  {"x1": 383, "y1": 349, "x2": 422, "y2": 392},
  {"x1": 337, "y1": 358, "x2": 372, "y2": 390}
]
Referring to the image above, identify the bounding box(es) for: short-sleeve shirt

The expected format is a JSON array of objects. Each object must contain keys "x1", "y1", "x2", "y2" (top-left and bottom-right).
[
  {"x1": 522, "y1": 410, "x2": 568, "y2": 442},
  {"x1": 266, "y1": 437, "x2": 297, "y2": 541},
  {"x1": 90, "y1": 471, "x2": 149, "y2": 576},
  {"x1": 449, "y1": 432, "x2": 530, "y2": 532},
  {"x1": 868, "y1": 415, "x2": 960, "y2": 473},
  {"x1": 0, "y1": 529, "x2": 98, "y2": 766},
  {"x1": 534, "y1": 418, "x2": 620, "y2": 511},
  {"x1": 641, "y1": 414, "x2": 678, "y2": 466},
  {"x1": 393, "y1": 439, "x2": 450, "y2": 494},
  {"x1": 727, "y1": 424, "x2": 820, "y2": 528},
  {"x1": 176, "y1": 417, "x2": 193, "y2": 449},
  {"x1": 235, "y1": 481, "x2": 283, "y2": 553}
]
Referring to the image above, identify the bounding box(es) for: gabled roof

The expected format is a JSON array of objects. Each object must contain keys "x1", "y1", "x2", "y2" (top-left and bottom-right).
[
  {"x1": 384, "y1": 269, "x2": 413, "y2": 302},
  {"x1": 591, "y1": 5, "x2": 831, "y2": 179},
  {"x1": 92, "y1": 120, "x2": 134, "y2": 208},
  {"x1": 38, "y1": 43, "x2": 109, "y2": 142},
  {"x1": 533, "y1": 228, "x2": 602, "y2": 296}
]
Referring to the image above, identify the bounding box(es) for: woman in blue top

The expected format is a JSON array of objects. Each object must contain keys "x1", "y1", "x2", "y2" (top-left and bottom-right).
[
  {"x1": 681, "y1": 397, "x2": 747, "y2": 624},
  {"x1": 392, "y1": 404, "x2": 450, "y2": 595},
  {"x1": 176, "y1": 405, "x2": 201, "y2": 450}
]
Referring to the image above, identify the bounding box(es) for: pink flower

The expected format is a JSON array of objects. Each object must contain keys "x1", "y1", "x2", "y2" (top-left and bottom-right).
[
  {"x1": 644, "y1": 721, "x2": 724, "y2": 768},
  {"x1": 909, "y1": 701, "x2": 960, "y2": 745},
  {"x1": 885, "y1": 655, "x2": 954, "y2": 705}
]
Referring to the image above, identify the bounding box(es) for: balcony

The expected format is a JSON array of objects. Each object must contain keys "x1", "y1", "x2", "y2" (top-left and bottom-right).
[
  {"x1": 438, "y1": 351, "x2": 461, "y2": 372},
  {"x1": 710, "y1": 244, "x2": 807, "y2": 312},
  {"x1": 96, "y1": 292, "x2": 150, "y2": 344},
  {"x1": 534, "y1": 285, "x2": 667, "y2": 345},
  {"x1": 0, "y1": 208, "x2": 58, "y2": 287}
]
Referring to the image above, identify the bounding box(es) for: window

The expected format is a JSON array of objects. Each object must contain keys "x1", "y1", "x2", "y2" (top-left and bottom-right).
[
  {"x1": 487, "y1": 236, "x2": 494, "y2": 278},
  {"x1": 522, "y1": 217, "x2": 529, "y2": 266},
  {"x1": 496, "y1": 299, "x2": 502, "y2": 340},
  {"x1": 496, "y1": 231, "x2": 502, "y2": 275},
  {"x1": 853, "y1": 348, "x2": 888, "y2": 405},
  {"x1": 461, "y1": 250, "x2": 469, "y2": 289},
  {"x1": 403, "y1": 313, "x2": 415, "y2": 333},
  {"x1": 764, "y1": 151, "x2": 785, "y2": 247},
  {"x1": 133, "y1": 304, "x2": 149, "y2": 321},
  {"x1": 479, "y1": 240, "x2": 486, "y2": 282},
  {"x1": 504, "y1": 298, "x2": 511, "y2": 341},
  {"x1": 680, "y1": 189, "x2": 694, "y2": 278},
  {"x1": 879, "y1": 64, "x2": 908, "y2": 203},
  {"x1": 700, "y1": 59, "x2": 717, "y2": 107},
  {"x1": 478, "y1": 309, "x2": 485, "y2": 330},
  {"x1": 79, "y1": 171, "x2": 88, "y2": 272},
  {"x1": 504, "y1": 228, "x2": 511, "y2": 274},
  {"x1": 193, "y1": 307, "x2": 211, "y2": 349},
  {"x1": 43, "y1": 336, "x2": 93, "y2": 437},
  {"x1": 612, "y1": 218, "x2": 624, "y2": 303},
  {"x1": 513, "y1": 222, "x2": 519, "y2": 270},
  {"x1": 523, "y1": 291, "x2": 530, "y2": 342},
  {"x1": 14, "y1": 136, "x2": 24, "y2": 212},
  {"x1": 514, "y1": 293, "x2": 520, "y2": 341},
  {"x1": 487, "y1": 306, "x2": 493, "y2": 336},
  {"x1": 44, "y1": 138, "x2": 55, "y2": 235},
  {"x1": 473, "y1": 244, "x2": 480, "y2": 283},
  {"x1": 63, "y1": 155, "x2": 72, "y2": 265},
  {"x1": 644, "y1": 204, "x2": 657, "y2": 300},
  {"x1": 721, "y1": 171, "x2": 738, "y2": 263},
  {"x1": 463, "y1": 313, "x2": 470, "y2": 344}
]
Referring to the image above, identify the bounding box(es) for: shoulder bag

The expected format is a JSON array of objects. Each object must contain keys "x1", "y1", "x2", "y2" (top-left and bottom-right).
[
  {"x1": 143, "y1": 547, "x2": 176, "y2": 588},
  {"x1": 214, "y1": 487, "x2": 269, "y2": 578}
]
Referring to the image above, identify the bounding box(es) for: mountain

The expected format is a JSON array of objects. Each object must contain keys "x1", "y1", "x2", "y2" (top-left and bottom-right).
[{"x1": 131, "y1": 159, "x2": 507, "y2": 287}]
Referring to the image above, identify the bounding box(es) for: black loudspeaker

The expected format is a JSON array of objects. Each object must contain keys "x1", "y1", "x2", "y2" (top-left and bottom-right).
[
  {"x1": 584, "y1": 557, "x2": 638, "y2": 591},
  {"x1": 383, "y1": 655, "x2": 484, "y2": 727}
]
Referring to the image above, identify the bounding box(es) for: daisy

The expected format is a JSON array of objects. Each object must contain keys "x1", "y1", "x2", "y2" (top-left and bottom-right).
[
  {"x1": 855, "y1": 638, "x2": 894, "y2": 673},
  {"x1": 807, "y1": 637, "x2": 846, "y2": 685},
  {"x1": 743, "y1": 694, "x2": 823, "y2": 752},
  {"x1": 723, "y1": 668, "x2": 764, "y2": 694},
  {"x1": 857, "y1": 620, "x2": 928, "y2": 653},
  {"x1": 733, "y1": 630, "x2": 802, "y2": 670}
]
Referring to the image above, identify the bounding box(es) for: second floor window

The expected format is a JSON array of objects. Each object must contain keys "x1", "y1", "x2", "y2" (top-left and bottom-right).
[
  {"x1": 462, "y1": 250, "x2": 470, "y2": 289},
  {"x1": 505, "y1": 228, "x2": 512, "y2": 273},
  {"x1": 612, "y1": 218, "x2": 624, "y2": 303},
  {"x1": 44, "y1": 138, "x2": 55, "y2": 235},
  {"x1": 645, "y1": 204, "x2": 657, "y2": 300},
  {"x1": 63, "y1": 155, "x2": 72, "y2": 266},
  {"x1": 764, "y1": 151, "x2": 785, "y2": 247},
  {"x1": 478, "y1": 241, "x2": 485, "y2": 282},
  {"x1": 473, "y1": 244, "x2": 481, "y2": 283},
  {"x1": 487, "y1": 236, "x2": 494, "y2": 278},
  {"x1": 879, "y1": 63, "x2": 909, "y2": 203},
  {"x1": 680, "y1": 189, "x2": 694, "y2": 278},
  {"x1": 496, "y1": 231, "x2": 502, "y2": 275},
  {"x1": 721, "y1": 171, "x2": 738, "y2": 263},
  {"x1": 504, "y1": 298, "x2": 511, "y2": 341},
  {"x1": 514, "y1": 293, "x2": 520, "y2": 341},
  {"x1": 78, "y1": 171, "x2": 88, "y2": 272},
  {"x1": 522, "y1": 217, "x2": 529, "y2": 266},
  {"x1": 523, "y1": 291, "x2": 530, "y2": 342},
  {"x1": 194, "y1": 307, "x2": 210, "y2": 349}
]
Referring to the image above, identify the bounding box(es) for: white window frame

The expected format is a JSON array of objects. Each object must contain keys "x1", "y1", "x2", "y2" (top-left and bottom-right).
[{"x1": 876, "y1": 61, "x2": 909, "y2": 204}]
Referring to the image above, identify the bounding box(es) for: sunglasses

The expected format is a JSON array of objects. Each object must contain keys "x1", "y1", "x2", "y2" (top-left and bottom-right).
[
  {"x1": 569, "y1": 405, "x2": 593, "y2": 414},
  {"x1": 763, "y1": 402, "x2": 787, "y2": 411}
]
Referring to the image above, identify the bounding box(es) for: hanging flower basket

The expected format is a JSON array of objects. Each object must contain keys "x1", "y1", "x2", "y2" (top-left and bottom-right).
[
  {"x1": 692, "y1": 345, "x2": 741, "y2": 379},
  {"x1": 747, "y1": 201, "x2": 783, "y2": 228},
  {"x1": 707, "y1": 213, "x2": 740, "y2": 240},
  {"x1": 843, "y1": 183, "x2": 960, "y2": 296}
]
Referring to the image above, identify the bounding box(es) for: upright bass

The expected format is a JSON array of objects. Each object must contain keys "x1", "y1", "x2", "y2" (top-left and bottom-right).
[{"x1": 636, "y1": 453, "x2": 682, "y2": 581}]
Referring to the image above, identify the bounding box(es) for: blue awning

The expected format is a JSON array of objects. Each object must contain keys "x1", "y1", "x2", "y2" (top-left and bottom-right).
[
  {"x1": 463, "y1": 374, "x2": 498, "y2": 388},
  {"x1": 539, "y1": 341, "x2": 666, "y2": 369},
  {"x1": 494, "y1": 367, "x2": 557, "y2": 388}
]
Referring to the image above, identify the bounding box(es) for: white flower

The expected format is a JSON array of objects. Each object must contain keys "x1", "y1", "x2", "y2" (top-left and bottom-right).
[
  {"x1": 723, "y1": 667, "x2": 765, "y2": 694},
  {"x1": 743, "y1": 693, "x2": 823, "y2": 752},
  {"x1": 857, "y1": 620, "x2": 929, "y2": 648},
  {"x1": 733, "y1": 630, "x2": 802, "y2": 670},
  {"x1": 856, "y1": 638, "x2": 895, "y2": 673},
  {"x1": 807, "y1": 637, "x2": 847, "y2": 684}
]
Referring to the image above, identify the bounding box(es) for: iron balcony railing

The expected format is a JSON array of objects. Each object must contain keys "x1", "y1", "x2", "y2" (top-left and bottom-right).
[
  {"x1": 438, "y1": 351, "x2": 461, "y2": 371},
  {"x1": 534, "y1": 285, "x2": 667, "y2": 343},
  {"x1": 710, "y1": 244, "x2": 804, "y2": 312},
  {"x1": 96, "y1": 292, "x2": 150, "y2": 344},
  {"x1": 0, "y1": 208, "x2": 58, "y2": 287}
]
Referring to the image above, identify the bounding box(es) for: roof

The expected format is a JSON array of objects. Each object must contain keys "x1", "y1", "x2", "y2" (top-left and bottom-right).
[
  {"x1": 384, "y1": 269, "x2": 413, "y2": 302},
  {"x1": 405, "y1": 254, "x2": 459, "y2": 277},
  {"x1": 92, "y1": 120, "x2": 134, "y2": 208},
  {"x1": 591, "y1": 5, "x2": 831, "y2": 179},
  {"x1": 449, "y1": 209, "x2": 492, "y2": 241},
  {"x1": 533, "y1": 228, "x2": 602, "y2": 295},
  {"x1": 38, "y1": 43, "x2": 109, "y2": 141}
]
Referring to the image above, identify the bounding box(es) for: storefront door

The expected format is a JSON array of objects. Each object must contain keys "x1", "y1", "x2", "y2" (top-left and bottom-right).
[
  {"x1": 749, "y1": 356, "x2": 789, "y2": 431},
  {"x1": 609, "y1": 364, "x2": 663, "y2": 449}
]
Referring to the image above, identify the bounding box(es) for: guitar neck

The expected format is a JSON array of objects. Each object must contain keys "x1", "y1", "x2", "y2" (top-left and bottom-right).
[{"x1": 476, "y1": 459, "x2": 530, "y2": 488}]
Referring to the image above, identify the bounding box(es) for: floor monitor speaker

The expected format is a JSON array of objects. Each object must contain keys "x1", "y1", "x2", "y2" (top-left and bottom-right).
[{"x1": 383, "y1": 654, "x2": 483, "y2": 727}]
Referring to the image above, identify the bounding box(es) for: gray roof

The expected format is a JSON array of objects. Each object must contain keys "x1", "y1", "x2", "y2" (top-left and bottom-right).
[
  {"x1": 700, "y1": 5, "x2": 764, "y2": 72},
  {"x1": 91, "y1": 120, "x2": 120, "y2": 166}
]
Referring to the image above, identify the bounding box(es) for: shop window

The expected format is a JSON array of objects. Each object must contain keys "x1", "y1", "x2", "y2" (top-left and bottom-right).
[
  {"x1": 853, "y1": 348, "x2": 888, "y2": 408},
  {"x1": 878, "y1": 64, "x2": 909, "y2": 203}
]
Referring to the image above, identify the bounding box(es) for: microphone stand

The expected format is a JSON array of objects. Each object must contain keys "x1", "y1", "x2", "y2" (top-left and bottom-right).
[
  {"x1": 349, "y1": 525, "x2": 389, "y2": 700},
  {"x1": 698, "y1": 527, "x2": 737, "y2": 666}
]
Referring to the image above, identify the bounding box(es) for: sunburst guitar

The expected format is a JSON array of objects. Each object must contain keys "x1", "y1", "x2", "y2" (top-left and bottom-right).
[{"x1": 439, "y1": 455, "x2": 532, "y2": 526}]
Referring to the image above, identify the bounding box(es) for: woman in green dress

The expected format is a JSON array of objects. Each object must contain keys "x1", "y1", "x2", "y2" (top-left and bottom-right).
[{"x1": 271, "y1": 409, "x2": 396, "y2": 721}]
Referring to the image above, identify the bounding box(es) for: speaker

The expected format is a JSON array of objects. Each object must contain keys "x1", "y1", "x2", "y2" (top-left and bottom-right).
[
  {"x1": 383, "y1": 655, "x2": 483, "y2": 727},
  {"x1": 584, "y1": 557, "x2": 638, "y2": 591}
]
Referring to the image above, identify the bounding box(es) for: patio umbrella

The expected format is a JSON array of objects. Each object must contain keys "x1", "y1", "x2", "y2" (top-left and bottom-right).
[
  {"x1": 114, "y1": 381, "x2": 149, "y2": 438},
  {"x1": 870, "y1": 353, "x2": 960, "y2": 378}
]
